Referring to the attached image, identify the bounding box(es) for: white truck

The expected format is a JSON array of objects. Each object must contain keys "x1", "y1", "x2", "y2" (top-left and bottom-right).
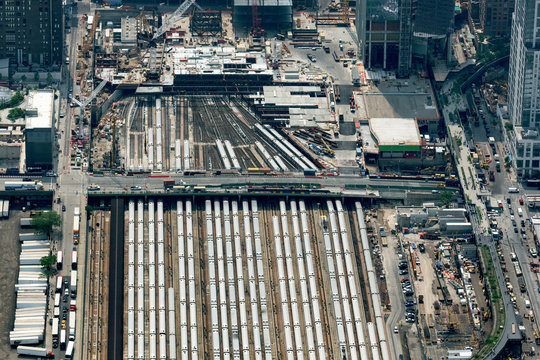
[
  {"x1": 70, "y1": 270, "x2": 77, "y2": 297},
  {"x1": 16, "y1": 345, "x2": 53, "y2": 357},
  {"x1": 69, "y1": 311, "x2": 76, "y2": 340}
]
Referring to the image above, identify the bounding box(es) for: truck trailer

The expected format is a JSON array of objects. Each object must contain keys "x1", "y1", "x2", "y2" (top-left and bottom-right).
[{"x1": 16, "y1": 345, "x2": 53, "y2": 357}]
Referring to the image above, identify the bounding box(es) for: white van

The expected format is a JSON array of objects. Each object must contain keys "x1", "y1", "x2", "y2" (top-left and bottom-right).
[
  {"x1": 509, "y1": 187, "x2": 519, "y2": 193},
  {"x1": 518, "y1": 208, "x2": 523, "y2": 217}
]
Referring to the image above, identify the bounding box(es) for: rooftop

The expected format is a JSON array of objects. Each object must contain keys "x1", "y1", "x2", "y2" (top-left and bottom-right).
[
  {"x1": 369, "y1": 118, "x2": 421, "y2": 146},
  {"x1": 25, "y1": 90, "x2": 54, "y2": 129},
  {"x1": 364, "y1": 92, "x2": 438, "y2": 119},
  {"x1": 172, "y1": 46, "x2": 272, "y2": 76},
  {"x1": 234, "y1": 0, "x2": 292, "y2": 5}
]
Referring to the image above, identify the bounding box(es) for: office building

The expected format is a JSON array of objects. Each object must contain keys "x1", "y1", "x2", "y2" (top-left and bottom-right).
[
  {"x1": 25, "y1": 90, "x2": 55, "y2": 171},
  {"x1": 480, "y1": 0, "x2": 514, "y2": 37},
  {"x1": 0, "y1": 0, "x2": 63, "y2": 66},
  {"x1": 414, "y1": 0, "x2": 454, "y2": 38},
  {"x1": 507, "y1": 0, "x2": 540, "y2": 177},
  {"x1": 233, "y1": 0, "x2": 293, "y2": 31}
]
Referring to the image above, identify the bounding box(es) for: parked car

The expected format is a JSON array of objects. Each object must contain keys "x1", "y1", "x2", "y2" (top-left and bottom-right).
[{"x1": 404, "y1": 301, "x2": 415, "y2": 307}]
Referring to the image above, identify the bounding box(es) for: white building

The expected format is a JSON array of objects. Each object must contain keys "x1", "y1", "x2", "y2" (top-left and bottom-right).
[
  {"x1": 507, "y1": 0, "x2": 540, "y2": 178},
  {"x1": 25, "y1": 90, "x2": 55, "y2": 171}
]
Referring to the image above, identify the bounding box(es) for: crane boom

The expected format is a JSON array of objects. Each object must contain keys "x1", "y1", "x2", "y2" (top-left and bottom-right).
[{"x1": 152, "y1": 0, "x2": 199, "y2": 40}]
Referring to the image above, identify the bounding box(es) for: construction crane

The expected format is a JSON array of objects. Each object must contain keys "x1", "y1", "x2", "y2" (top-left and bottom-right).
[
  {"x1": 82, "y1": 12, "x2": 101, "y2": 57},
  {"x1": 136, "y1": 11, "x2": 154, "y2": 43},
  {"x1": 152, "y1": 0, "x2": 202, "y2": 41},
  {"x1": 251, "y1": 0, "x2": 264, "y2": 36},
  {"x1": 341, "y1": 0, "x2": 349, "y2": 24}
]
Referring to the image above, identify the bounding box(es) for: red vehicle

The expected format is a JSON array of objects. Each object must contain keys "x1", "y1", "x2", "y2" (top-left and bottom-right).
[
  {"x1": 76, "y1": 77, "x2": 81, "y2": 85},
  {"x1": 520, "y1": 198, "x2": 524, "y2": 205}
]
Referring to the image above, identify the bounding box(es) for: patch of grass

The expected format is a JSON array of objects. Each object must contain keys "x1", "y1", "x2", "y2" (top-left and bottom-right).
[
  {"x1": 476, "y1": 246, "x2": 506, "y2": 358},
  {"x1": 477, "y1": 206, "x2": 482, "y2": 220},
  {"x1": 461, "y1": 167, "x2": 469, "y2": 190},
  {"x1": 469, "y1": 168, "x2": 476, "y2": 190}
]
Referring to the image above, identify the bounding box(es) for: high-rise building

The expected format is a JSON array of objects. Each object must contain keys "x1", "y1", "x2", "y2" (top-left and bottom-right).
[
  {"x1": 357, "y1": 0, "x2": 454, "y2": 74},
  {"x1": 507, "y1": 0, "x2": 540, "y2": 177},
  {"x1": 0, "y1": 0, "x2": 63, "y2": 66},
  {"x1": 414, "y1": 0, "x2": 454, "y2": 38},
  {"x1": 480, "y1": 0, "x2": 514, "y2": 37}
]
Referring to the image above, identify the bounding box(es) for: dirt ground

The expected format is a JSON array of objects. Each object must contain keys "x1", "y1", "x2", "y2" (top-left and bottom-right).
[{"x1": 0, "y1": 210, "x2": 23, "y2": 360}]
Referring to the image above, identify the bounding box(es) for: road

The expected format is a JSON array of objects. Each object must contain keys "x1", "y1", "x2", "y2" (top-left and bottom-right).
[{"x1": 441, "y1": 79, "x2": 535, "y2": 358}]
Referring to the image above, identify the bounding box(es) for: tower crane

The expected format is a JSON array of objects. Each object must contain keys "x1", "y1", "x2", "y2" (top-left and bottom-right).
[{"x1": 152, "y1": 0, "x2": 202, "y2": 41}]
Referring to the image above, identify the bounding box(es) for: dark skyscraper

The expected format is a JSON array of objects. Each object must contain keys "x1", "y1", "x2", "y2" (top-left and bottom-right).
[
  {"x1": 0, "y1": 0, "x2": 63, "y2": 66},
  {"x1": 414, "y1": 0, "x2": 454, "y2": 37}
]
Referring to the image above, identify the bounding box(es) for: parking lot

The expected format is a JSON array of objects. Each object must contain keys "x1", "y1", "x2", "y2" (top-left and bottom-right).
[{"x1": 0, "y1": 210, "x2": 25, "y2": 360}]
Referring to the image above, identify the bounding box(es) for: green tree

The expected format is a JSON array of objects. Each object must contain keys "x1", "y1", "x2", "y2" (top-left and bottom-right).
[
  {"x1": 34, "y1": 72, "x2": 39, "y2": 81},
  {"x1": 504, "y1": 122, "x2": 513, "y2": 131},
  {"x1": 46, "y1": 72, "x2": 53, "y2": 85},
  {"x1": 21, "y1": 75, "x2": 27, "y2": 82},
  {"x1": 7, "y1": 107, "x2": 25, "y2": 121},
  {"x1": 40, "y1": 255, "x2": 57, "y2": 278},
  {"x1": 31, "y1": 211, "x2": 62, "y2": 237},
  {"x1": 85, "y1": 205, "x2": 93, "y2": 218},
  {"x1": 440, "y1": 190, "x2": 455, "y2": 207}
]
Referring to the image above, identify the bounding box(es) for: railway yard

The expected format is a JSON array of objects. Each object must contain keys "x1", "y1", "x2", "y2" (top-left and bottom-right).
[
  {"x1": 122, "y1": 96, "x2": 319, "y2": 173},
  {"x1": 85, "y1": 196, "x2": 389, "y2": 360}
]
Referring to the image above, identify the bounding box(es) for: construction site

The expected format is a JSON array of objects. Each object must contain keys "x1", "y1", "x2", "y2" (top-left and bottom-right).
[
  {"x1": 68, "y1": 0, "x2": 370, "y2": 175},
  {"x1": 84, "y1": 195, "x2": 391, "y2": 360}
]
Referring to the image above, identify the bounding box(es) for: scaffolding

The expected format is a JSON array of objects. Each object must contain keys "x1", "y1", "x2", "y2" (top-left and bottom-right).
[
  {"x1": 190, "y1": 11, "x2": 222, "y2": 37},
  {"x1": 397, "y1": 0, "x2": 412, "y2": 78}
]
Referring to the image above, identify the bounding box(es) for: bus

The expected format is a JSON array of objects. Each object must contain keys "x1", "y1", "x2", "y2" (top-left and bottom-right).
[
  {"x1": 65, "y1": 341, "x2": 74, "y2": 358},
  {"x1": 57, "y1": 251, "x2": 63, "y2": 270},
  {"x1": 60, "y1": 329, "x2": 66, "y2": 349},
  {"x1": 72, "y1": 249, "x2": 77, "y2": 270},
  {"x1": 54, "y1": 293, "x2": 61, "y2": 307},
  {"x1": 52, "y1": 318, "x2": 59, "y2": 338},
  {"x1": 333, "y1": 50, "x2": 339, "y2": 62},
  {"x1": 70, "y1": 270, "x2": 77, "y2": 298},
  {"x1": 527, "y1": 179, "x2": 540, "y2": 188},
  {"x1": 56, "y1": 276, "x2": 63, "y2": 292},
  {"x1": 73, "y1": 208, "x2": 80, "y2": 244}
]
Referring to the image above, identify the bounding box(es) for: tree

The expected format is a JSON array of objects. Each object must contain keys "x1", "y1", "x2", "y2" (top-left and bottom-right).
[
  {"x1": 440, "y1": 190, "x2": 455, "y2": 207},
  {"x1": 46, "y1": 72, "x2": 53, "y2": 85},
  {"x1": 40, "y1": 255, "x2": 57, "y2": 278},
  {"x1": 31, "y1": 211, "x2": 62, "y2": 237},
  {"x1": 85, "y1": 205, "x2": 93, "y2": 218},
  {"x1": 504, "y1": 122, "x2": 513, "y2": 131},
  {"x1": 21, "y1": 75, "x2": 27, "y2": 82},
  {"x1": 34, "y1": 72, "x2": 39, "y2": 81},
  {"x1": 7, "y1": 107, "x2": 25, "y2": 121}
]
